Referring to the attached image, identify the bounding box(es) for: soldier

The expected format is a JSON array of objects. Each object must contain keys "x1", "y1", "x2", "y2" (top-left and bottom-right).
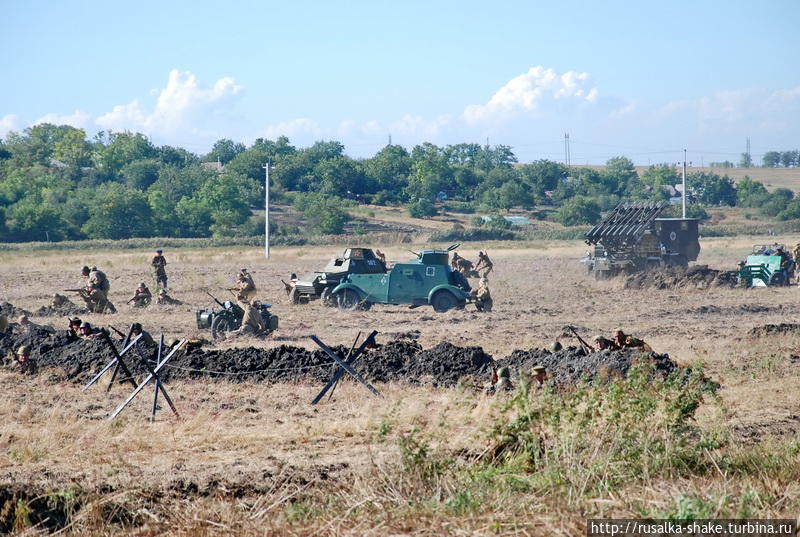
[
  {"x1": 151, "y1": 249, "x2": 168, "y2": 290},
  {"x1": 485, "y1": 366, "x2": 513, "y2": 393},
  {"x1": 156, "y1": 288, "x2": 183, "y2": 305},
  {"x1": 531, "y1": 365, "x2": 548, "y2": 387},
  {"x1": 475, "y1": 251, "x2": 494, "y2": 278},
  {"x1": 128, "y1": 282, "x2": 152, "y2": 307},
  {"x1": 15, "y1": 345, "x2": 36, "y2": 375},
  {"x1": 610, "y1": 329, "x2": 653, "y2": 352},
  {"x1": 78, "y1": 321, "x2": 103, "y2": 339},
  {"x1": 84, "y1": 266, "x2": 116, "y2": 313},
  {"x1": 451, "y1": 252, "x2": 474, "y2": 277},
  {"x1": 235, "y1": 269, "x2": 257, "y2": 303},
  {"x1": 15, "y1": 314, "x2": 50, "y2": 334},
  {"x1": 131, "y1": 322, "x2": 155, "y2": 346},
  {"x1": 793, "y1": 242, "x2": 800, "y2": 284},
  {"x1": 375, "y1": 249, "x2": 387, "y2": 265},
  {"x1": 51, "y1": 293, "x2": 68, "y2": 308},
  {"x1": 234, "y1": 299, "x2": 267, "y2": 336},
  {"x1": 776, "y1": 247, "x2": 792, "y2": 283},
  {"x1": 471, "y1": 277, "x2": 493, "y2": 312},
  {"x1": 68, "y1": 317, "x2": 82, "y2": 337},
  {"x1": 592, "y1": 335, "x2": 614, "y2": 352}
]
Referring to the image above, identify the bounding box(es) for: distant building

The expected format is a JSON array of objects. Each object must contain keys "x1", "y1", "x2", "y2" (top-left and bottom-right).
[{"x1": 201, "y1": 160, "x2": 224, "y2": 173}]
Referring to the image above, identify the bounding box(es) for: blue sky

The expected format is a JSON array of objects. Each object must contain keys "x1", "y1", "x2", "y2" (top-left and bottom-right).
[{"x1": 2, "y1": 0, "x2": 798, "y2": 164}]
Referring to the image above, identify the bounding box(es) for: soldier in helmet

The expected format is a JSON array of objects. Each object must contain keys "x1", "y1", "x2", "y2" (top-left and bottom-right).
[
  {"x1": 611, "y1": 329, "x2": 653, "y2": 352},
  {"x1": 151, "y1": 249, "x2": 168, "y2": 290},
  {"x1": 592, "y1": 335, "x2": 614, "y2": 352},
  {"x1": 471, "y1": 277, "x2": 493, "y2": 312},
  {"x1": 78, "y1": 321, "x2": 102, "y2": 339},
  {"x1": 233, "y1": 299, "x2": 267, "y2": 337},
  {"x1": 235, "y1": 269, "x2": 257, "y2": 303},
  {"x1": 83, "y1": 265, "x2": 116, "y2": 313},
  {"x1": 156, "y1": 288, "x2": 183, "y2": 305},
  {"x1": 131, "y1": 322, "x2": 155, "y2": 346},
  {"x1": 67, "y1": 317, "x2": 82, "y2": 337},
  {"x1": 15, "y1": 345, "x2": 36, "y2": 375},
  {"x1": 549, "y1": 341, "x2": 562, "y2": 353},
  {"x1": 475, "y1": 251, "x2": 494, "y2": 278},
  {"x1": 485, "y1": 365, "x2": 513, "y2": 393},
  {"x1": 51, "y1": 293, "x2": 68, "y2": 308},
  {"x1": 128, "y1": 282, "x2": 152, "y2": 307}
]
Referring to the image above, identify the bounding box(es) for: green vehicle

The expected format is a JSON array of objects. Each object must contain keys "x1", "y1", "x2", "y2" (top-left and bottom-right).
[
  {"x1": 730, "y1": 244, "x2": 794, "y2": 287},
  {"x1": 330, "y1": 244, "x2": 472, "y2": 312}
]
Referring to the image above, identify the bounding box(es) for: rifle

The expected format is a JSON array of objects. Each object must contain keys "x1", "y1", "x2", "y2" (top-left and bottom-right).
[
  {"x1": 281, "y1": 280, "x2": 293, "y2": 293},
  {"x1": 565, "y1": 325, "x2": 592, "y2": 354},
  {"x1": 108, "y1": 325, "x2": 126, "y2": 339},
  {"x1": 63, "y1": 288, "x2": 88, "y2": 294},
  {"x1": 204, "y1": 290, "x2": 225, "y2": 308}
]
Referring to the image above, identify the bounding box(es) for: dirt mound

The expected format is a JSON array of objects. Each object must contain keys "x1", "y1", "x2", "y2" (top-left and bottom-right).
[
  {"x1": 33, "y1": 303, "x2": 89, "y2": 317},
  {"x1": 0, "y1": 301, "x2": 32, "y2": 319},
  {"x1": 496, "y1": 345, "x2": 679, "y2": 385},
  {"x1": 1, "y1": 328, "x2": 494, "y2": 388},
  {"x1": 624, "y1": 265, "x2": 738, "y2": 290},
  {"x1": 748, "y1": 323, "x2": 800, "y2": 338}
]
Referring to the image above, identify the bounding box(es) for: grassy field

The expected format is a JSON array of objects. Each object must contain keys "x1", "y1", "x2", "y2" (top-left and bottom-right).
[{"x1": 2, "y1": 238, "x2": 800, "y2": 535}]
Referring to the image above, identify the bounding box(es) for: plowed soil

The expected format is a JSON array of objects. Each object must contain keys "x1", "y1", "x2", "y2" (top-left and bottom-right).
[{"x1": 623, "y1": 265, "x2": 739, "y2": 290}]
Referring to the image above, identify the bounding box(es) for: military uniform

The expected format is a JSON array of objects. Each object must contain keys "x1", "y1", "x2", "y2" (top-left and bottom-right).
[
  {"x1": 131, "y1": 328, "x2": 155, "y2": 346},
  {"x1": 88, "y1": 267, "x2": 116, "y2": 313},
  {"x1": 0, "y1": 306, "x2": 8, "y2": 335},
  {"x1": 156, "y1": 290, "x2": 183, "y2": 305},
  {"x1": 152, "y1": 251, "x2": 168, "y2": 289},
  {"x1": 128, "y1": 284, "x2": 152, "y2": 307},
  {"x1": 235, "y1": 300, "x2": 266, "y2": 336},
  {"x1": 485, "y1": 366, "x2": 513, "y2": 393},
  {"x1": 793, "y1": 244, "x2": 800, "y2": 283},
  {"x1": 475, "y1": 251, "x2": 494, "y2": 278},
  {"x1": 471, "y1": 278, "x2": 493, "y2": 312},
  {"x1": 236, "y1": 273, "x2": 257, "y2": 303}
]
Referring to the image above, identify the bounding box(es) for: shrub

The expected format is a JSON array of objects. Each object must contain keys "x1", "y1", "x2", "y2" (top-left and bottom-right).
[{"x1": 408, "y1": 199, "x2": 437, "y2": 218}]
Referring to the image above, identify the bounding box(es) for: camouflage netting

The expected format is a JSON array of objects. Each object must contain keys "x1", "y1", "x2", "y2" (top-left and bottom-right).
[
  {"x1": 623, "y1": 265, "x2": 739, "y2": 290},
  {"x1": 1, "y1": 325, "x2": 683, "y2": 388}
]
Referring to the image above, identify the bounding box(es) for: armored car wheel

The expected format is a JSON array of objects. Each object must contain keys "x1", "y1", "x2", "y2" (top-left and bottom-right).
[
  {"x1": 320, "y1": 287, "x2": 334, "y2": 306},
  {"x1": 211, "y1": 315, "x2": 235, "y2": 340},
  {"x1": 431, "y1": 290, "x2": 458, "y2": 313},
  {"x1": 335, "y1": 289, "x2": 361, "y2": 311}
]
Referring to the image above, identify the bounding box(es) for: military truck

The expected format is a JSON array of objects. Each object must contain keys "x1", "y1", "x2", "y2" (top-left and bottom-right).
[
  {"x1": 583, "y1": 201, "x2": 701, "y2": 279},
  {"x1": 729, "y1": 244, "x2": 794, "y2": 287},
  {"x1": 329, "y1": 245, "x2": 471, "y2": 312},
  {"x1": 291, "y1": 247, "x2": 387, "y2": 305}
]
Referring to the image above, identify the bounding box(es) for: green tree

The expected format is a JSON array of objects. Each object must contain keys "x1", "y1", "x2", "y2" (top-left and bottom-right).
[
  {"x1": 121, "y1": 159, "x2": 160, "y2": 190},
  {"x1": 93, "y1": 131, "x2": 156, "y2": 175},
  {"x1": 408, "y1": 198, "x2": 437, "y2": 218},
  {"x1": 762, "y1": 151, "x2": 781, "y2": 167},
  {"x1": 204, "y1": 138, "x2": 245, "y2": 165},
  {"x1": 81, "y1": 184, "x2": 153, "y2": 239},
  {"x1": 362, "y1": 144, "x2": 412, "y2": 197},
  {"x1": 294, "y1": 193, "x2": 349, "y2": 234},
  {"x1": 53, "y1": 127, "x2": 91, "y2": 167},
  {"x1": 736, "y1": 176, "x2": 769, "y2": 207},
  {"x1": 688, "y1": 172, "x2": 736, "y2": 206},
  {"x1": 554, "y1": 196, "x2": 601, "y2": 226}
]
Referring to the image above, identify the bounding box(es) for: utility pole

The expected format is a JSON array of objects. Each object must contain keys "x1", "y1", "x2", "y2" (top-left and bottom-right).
[
  {"x1": 681, "y1": 149, "x2": 687, "y2": 219},
  {"x1": 263, "y1": 162, "x2": 270, "y2": 259},
  {"x1": 564, "y1": 132, "x2": 571, "y2": 166}
]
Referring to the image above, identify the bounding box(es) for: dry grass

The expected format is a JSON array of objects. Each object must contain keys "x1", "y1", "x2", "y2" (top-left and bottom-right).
[{"x1": 2, "y1": 239, "x2": 800, "y2": 534}]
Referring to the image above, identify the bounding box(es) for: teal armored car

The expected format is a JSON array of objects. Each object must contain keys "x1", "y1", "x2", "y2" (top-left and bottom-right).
[{"x1": 330, "y1": 244, "x2": 472, "y2": 312}]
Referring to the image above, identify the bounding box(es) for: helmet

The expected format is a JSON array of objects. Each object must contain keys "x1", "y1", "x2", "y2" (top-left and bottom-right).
[
  {"x1": 131, "y1": 322, "x2": 142, "y2": 331},
  {"x1": 156, "y1": 249, "x2": 163, "y2": 253},
  {"x1": 549, "y1": 341, "x2": 562, "y2": 352},
  {"x1": 17, "y1": 345, "x2": 30, "y2": 355},
  {"x1": 90, "y1": 266, "x2": 97, "y2": 271},
  {"x1": 158, "y1": 289, "x2": 167, "y2": 295},
  {"x1": 532, "y1": 365, "x2": 546, "y2": 374},
  {"x1": 139, "y1": 282, "x2": 146, "y2": 287},
  {"x1": 70, "y1": 317, "x2": 81, "y2": 325},
  {"x1": 81, "y1": 265, "x2": 90, "y2": 273},
  {"x1": 498, "y1": 366, "x2": 510, "y2": 378},
  {"x1": 52, "y1": 293, "x2": 59, "y2": 298},
  {"x1": 80, "y1": 321, "x2": 91, "y2": 329},
  {"x1": 290, "y1": 273, "x2": 298, "y2": 280}
]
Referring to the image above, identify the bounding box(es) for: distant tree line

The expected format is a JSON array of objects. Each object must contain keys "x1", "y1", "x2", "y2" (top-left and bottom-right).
[
  {"x1": 762, "y1": 150, "x2": 800, "y2": 168},
  {"x1": 0, "y1": 124, "x2": 795, "y2": 242}
]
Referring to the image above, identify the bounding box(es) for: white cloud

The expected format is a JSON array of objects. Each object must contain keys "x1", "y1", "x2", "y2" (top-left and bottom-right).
[
  {"x1": 0, "y1": 114, "x2": 21, "y2": 137},
  {"x1": 95, "y1": 69, "x2": 243, "y2": 136},
  {"x1": 463, "y1": 66, "x2": 598, "y2": 124},
  {"x1": 262, "y1": 118, "x2": 323, "y2": 140},
  {"x1": 390, "y1": 114, "x2": 452, "y2": 136},
  {"x1": 33, "y1": 110, "x2": 92, "y2": 129}
]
